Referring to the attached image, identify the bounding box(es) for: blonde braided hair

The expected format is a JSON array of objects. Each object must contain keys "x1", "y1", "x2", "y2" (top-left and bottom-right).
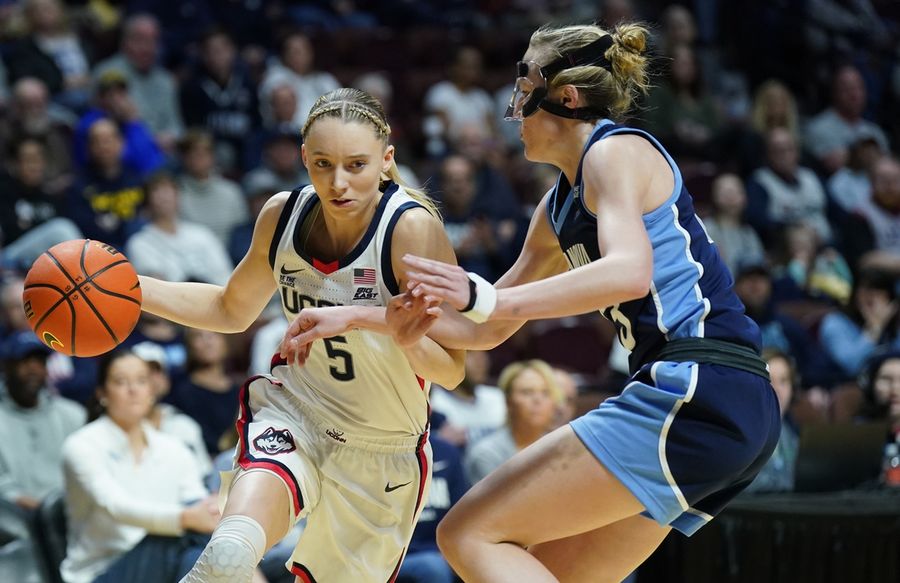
[{"x1": 302, "y1": 88, "x2": 439, "y2": 217}]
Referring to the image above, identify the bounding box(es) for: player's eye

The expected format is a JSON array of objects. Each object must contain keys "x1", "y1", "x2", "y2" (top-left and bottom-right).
[
  {"x1": 314, "y1": 160, "x2": 331, "y2": 168},
  {"x1": 349, "y1": 161, "x2": 367, "y2": 170}
]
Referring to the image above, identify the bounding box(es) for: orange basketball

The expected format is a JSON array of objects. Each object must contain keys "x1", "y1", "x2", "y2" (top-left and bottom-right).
[{"x1": 22, "y1": 239, "x2": 142, "y2": 357}]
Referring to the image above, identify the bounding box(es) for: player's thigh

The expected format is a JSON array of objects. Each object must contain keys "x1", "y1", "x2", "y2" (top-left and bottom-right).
[
  {"x1": 529, "y1": 514, "x2": 670, "y2": 583},
  {"x1": 440, "y1": 424, "x2": 646, "y2": 548}
]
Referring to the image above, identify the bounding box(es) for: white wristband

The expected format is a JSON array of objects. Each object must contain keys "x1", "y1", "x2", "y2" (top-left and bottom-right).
[{"x1": 458, "y1": 272, "x2": 497, "y2": 324}]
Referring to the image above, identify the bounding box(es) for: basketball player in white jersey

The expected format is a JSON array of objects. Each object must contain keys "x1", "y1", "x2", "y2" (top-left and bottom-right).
[{"x1": 137, "y1": 88, "x2": 465, "y2": 583}]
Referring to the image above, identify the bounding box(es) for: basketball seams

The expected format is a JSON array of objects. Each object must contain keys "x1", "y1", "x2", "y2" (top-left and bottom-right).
[
  {"x1": 46, "y1": 248, "x2": 120, "y2": 346},
  {"x1": 24, "y1": 283, "x2": 70, "y2": 332}
]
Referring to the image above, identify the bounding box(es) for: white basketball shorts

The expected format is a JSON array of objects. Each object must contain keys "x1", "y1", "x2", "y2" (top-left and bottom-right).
[{"x1": 219, "y1": 374, "x2": 432, "y2": 583}]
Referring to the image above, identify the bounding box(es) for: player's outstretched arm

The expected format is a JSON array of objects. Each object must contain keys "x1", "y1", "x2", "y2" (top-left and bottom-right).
[
  {"x1": 393, "y1": 191, "x2": 569, "y2": 350},
  {"x1": 139, "y1": 193, "x2": 287, "y2": 333},
  {"x1": 406, "y1": 140, "x2": 657, "y2": 326}
]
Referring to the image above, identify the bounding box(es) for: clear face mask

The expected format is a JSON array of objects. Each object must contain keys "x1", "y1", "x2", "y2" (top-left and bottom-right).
[{"x1": 502, "y1": 35, "x2": 616, "y2": 123}]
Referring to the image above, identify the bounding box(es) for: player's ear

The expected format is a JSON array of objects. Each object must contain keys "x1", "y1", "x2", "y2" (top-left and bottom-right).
[
  {"x1": 560, "y1": 85, "x2": 579, "y2": 109},
  {"x1": 300, "y1": 144, "x2": 308, "y2": 168},
  {"x1": 382, "y1": 144, "x2": 395, "y2": 173}
]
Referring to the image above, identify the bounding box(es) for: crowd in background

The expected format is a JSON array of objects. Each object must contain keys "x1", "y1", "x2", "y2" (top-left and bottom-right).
[{"x1": 1, "y1": 1, "x2": 899, "y2": 582}]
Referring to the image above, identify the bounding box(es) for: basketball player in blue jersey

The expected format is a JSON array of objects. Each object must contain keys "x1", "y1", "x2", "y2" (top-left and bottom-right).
[
  {"x1": 136, "y1": 88, "x2": 465, "y2": 583},
  {"x1": 282, "y1": 23, "x2": 781, "y2": 583}
]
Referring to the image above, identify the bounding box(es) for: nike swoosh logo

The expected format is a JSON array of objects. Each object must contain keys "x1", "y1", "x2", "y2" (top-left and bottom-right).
[
  {"x1": 384, "y1": 481, "x2": 412, "y2": 493},
  {"x1": 280, "y1": 265, "x2": 305, "y2": 275}
]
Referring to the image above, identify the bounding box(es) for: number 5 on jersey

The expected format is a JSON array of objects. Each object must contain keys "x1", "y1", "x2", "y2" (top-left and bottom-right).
[{"x1": 324, "y1": 336, "x2": 355, "y2": 381}]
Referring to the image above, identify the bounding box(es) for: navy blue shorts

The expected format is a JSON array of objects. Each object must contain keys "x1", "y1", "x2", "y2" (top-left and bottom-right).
[{"x1": 570, "y1": 361, "x2": 780, "y2": 535}]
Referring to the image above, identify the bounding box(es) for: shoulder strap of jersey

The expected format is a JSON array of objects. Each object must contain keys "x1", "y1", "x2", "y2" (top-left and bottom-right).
[{"x1": 268, "y1": 186, "x2": 307, "y2": 269}]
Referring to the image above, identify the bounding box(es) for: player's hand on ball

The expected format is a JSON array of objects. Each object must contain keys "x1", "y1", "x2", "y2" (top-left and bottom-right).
[
  {"x1": 403, "y1": 254, "x2": 471, "y2": 311},
  {"x1": 279, "y1": 307, "x2": 353, "y2": 366},
  {"x1": 386, "y1": 292, "x2": 442, "y2": 347}
]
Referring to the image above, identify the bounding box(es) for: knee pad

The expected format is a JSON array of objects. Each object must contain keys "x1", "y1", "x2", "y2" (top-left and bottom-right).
[{"x1": 180, "y1": 515, "x2": 267, "y2": 583}]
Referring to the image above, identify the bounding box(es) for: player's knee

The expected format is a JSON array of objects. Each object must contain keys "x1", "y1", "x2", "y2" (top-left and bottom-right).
[
  {"x1": 436, "y1": 508, "x2": 468, "y2": 563},
  {"x1": 180, "y1": 515, "x2": 267, "y2": 583}
]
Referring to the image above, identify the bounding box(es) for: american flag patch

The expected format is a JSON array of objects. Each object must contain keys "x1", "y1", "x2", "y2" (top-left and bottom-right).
[{"x1": 353, "y1": 268, "x2": 376, "y2": 285}]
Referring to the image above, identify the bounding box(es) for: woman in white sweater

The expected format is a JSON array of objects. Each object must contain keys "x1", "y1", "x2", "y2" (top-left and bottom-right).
[{"x1": 61, "y1": 350, "x2": 219, "y2": 583}]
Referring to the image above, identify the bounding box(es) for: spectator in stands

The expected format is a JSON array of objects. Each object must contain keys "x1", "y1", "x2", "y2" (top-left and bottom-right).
[
  {"x1": 258, "y1": 30, "x2": 339, "y2": 128},
  {"x1": 60, "y1": 350, "x2": 217, "y2": 583},
  {"x1": 180, "y1": 26, "x2": 260, "y2": 173},
  {"x1": 262, "y1": 82, "x2": 299, "y2": 133},
  {"x1": 242, "y1": 124, "x2": 310, "y2": 195},
  {"x1": 429, "y1": 351, "x2": 506, "y2": 448},
  {"x1": 0, "y1": 331, "x2": 85, "y2": 511},
  {"x1": 132, "y1": 341, "x2": 212, "y2": 480},
  {"x1": 843, "y1": 155, "x2": 900, "y2": 276},
  {"x1": 552, "y1": 368, "x2": 579, "y2": 428},
  {"x1": 168, "y1": 328, "x2": 240, "y2": 456},
  {"x1": 746, "y1": 128, "x2": 832, "y2": 245},
  {"x1": 827, "y1": 129, "x2": 884, "y2": 214},
  {"x1": 744, "y1": 349, "x2": 799, "y2": 493},
  {"x1": 66, "y1": 118, "x2": 145, "y2": 250},
  {"x1": 126, "y1": 172, "x2": 233, "y2": 286},
  {"x1": 0, "y1": 136, "x2": 82, "y2": 268},
  {"x1": 17, "y1": 0, "x2": 90, "y2": 111},
  {"x1": 93, "y1": 13, "x2": 184, "y2": 152},
  {"x1": 702, "y1": 173, "x2": 765, "y2": 275},
  {"x1": 437, "y1": 154, "x2": 511, "y2": 281},
  {"x1": 0, "y1": 77, "x2": 75, "y2": 193},
  {"x1": 861, "y1": 350, "x2": 900, "y2": 439},
  {"x1": 73, "y1": 70, "x2": 166, "y2": 175},
  {"x1": 775, "y1": 222, "x2": 852, "y2": 305},
  {"x1": 397, "y1": 434, "x2": 468, "y2": 583},
  {"x1": 228, "y1": 179, "x2": 277, "y2": 267},
  {"x1": 423, "y1": 46, "x2": 495, "y2": 157},
  {"x1": 728, "y1": 79, "x2": 801, "y2": 177},
  {"x1": 643, "y1": 43, "x2": 720, "y2": 161},
  {"x1": 175, "y1": 130, "x2": 248, "y2": 244},
  {"x1": 733, "y1": 263, "x2": 821, "y2": 386},
  {"x1": 819, "y1": 269, "x2": 900, "y2": 381},
  {"x1": 0, "y1": 277, "x2": 28, "y2": 340},
  {"x1": 805, "y1": 64, "x2": 889, "y2": 175},
  {"x1": 464, "y1": 360, "x2": 561, "y2": 484},
  {"x1": 122, "y1": 313, "x2": 187, "y2": 375}
]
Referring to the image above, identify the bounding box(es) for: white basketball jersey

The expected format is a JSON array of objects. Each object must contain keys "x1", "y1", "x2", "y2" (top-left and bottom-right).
[{"x1": 269, "y1": 183, "x2": 430, "y2": 438}]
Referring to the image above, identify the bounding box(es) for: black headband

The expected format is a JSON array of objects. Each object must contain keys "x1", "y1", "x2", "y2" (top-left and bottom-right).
[{"x1": 540, "y1": 35, "x2": 615, "y2": 80}]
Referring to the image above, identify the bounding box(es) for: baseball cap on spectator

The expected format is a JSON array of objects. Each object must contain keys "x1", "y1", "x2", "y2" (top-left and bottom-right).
[
  {"x1": 132, "y1": 340, "x2": 168, "y2": 372},
  {"x1": 96, "y1": 70, "x2": 129, "y2": 94},
  {"x1": 735, "y1": 261, "x2": 771, "y2": 280},
  {"x1": 1, "y1": 330, "x2": 52, "y2": 361}
]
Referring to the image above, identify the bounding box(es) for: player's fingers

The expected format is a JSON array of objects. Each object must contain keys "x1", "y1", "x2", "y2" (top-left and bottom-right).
[{"x1": 403, "y1": 254, "x2": 454, "y2": 272}]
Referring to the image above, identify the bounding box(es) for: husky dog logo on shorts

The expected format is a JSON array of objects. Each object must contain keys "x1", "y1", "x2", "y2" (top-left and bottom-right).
[{"x1": 253, "y1": 427, "x2": 297, "y2": 455}]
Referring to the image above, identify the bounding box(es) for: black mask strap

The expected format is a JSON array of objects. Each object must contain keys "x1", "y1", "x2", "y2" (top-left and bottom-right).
[{"x1": 537, "y1": 100, "x2": 608, "y2": 120}]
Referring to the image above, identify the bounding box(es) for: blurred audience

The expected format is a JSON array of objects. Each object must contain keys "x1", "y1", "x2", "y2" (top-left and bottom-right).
[
  {"x1": 464, "y1": 359, "x2": 561, "y2": 484},
  {"x1": 176, "y1": 129, "x2": 248, "y2": 244},
  {"x1": 126, "y1": 172, "x2": 233, "y2": 286},
  {"x1": 61, "y1": 350, "x2": 216, "y2": 583},
  {"x1": 819, "y1": 269, "x2": 900, "y2": 381},
  {"x1": 702, "y1": 173, "x2": 765, "y2": 275},
  {"x1": 168, "y1": 328, "x2": 240, "y2": 456},
  {"x1": 259, "y1": 30, "x2": 339, "y2": 128},
  {"x1": 429, "y1": 351, "x2": 506, "y2": 448},
  {"x1": 0, "y1": 331, "x2": 85, "y2": 512},
  {"x1": 746, "y1": 128, "x2": 832, "y2": 245},
  {"x1": 179, "y1": 26, "x2": 260, "y2": 173},
  {"x1": 93, "y1": 13, "x2": 184, "y2": 152},
  {"x1": 805, "y1": 64, "x2": 889, "y2": 176}
]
